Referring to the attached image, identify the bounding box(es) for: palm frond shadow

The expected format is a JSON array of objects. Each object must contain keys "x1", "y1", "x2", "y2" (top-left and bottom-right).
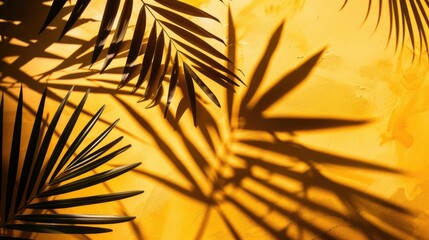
[
  {"x1": 0, "y1": 87, "x2": 142, "y2": 239},
  {"x1": 342, "y1": 0, "x2": 429, "y2": 59},
  {"x1": 1, "y1": 0, "x2": 243, "y2": 126},
  {"x1": 129, "y1": 19, "x2": 420, "y2": 239},
  {"x1": 0, "y1": 0, "x2": 96, "y2": 73},
  {"x1": 0, "y1": 0, "x2": 147, "y2": 143},
  {"x1": 34, "y1": 0, "x2": 244, "y2": 126}
]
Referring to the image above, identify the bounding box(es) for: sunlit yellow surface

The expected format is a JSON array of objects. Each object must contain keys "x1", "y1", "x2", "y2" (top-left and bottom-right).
[{"x1": 2, "y1": 0, "x2": 429, "y2": 239}]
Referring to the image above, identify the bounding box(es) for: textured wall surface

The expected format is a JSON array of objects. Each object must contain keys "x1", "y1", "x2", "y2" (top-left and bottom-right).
[{"x1": 1, "y1": 0, "x2": 429, "y2": 239}]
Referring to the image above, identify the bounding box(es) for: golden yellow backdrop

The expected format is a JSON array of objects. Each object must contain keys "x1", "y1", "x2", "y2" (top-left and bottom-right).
[{"x1": 1, "y1": 0, "x2": 429, "y2": 239}]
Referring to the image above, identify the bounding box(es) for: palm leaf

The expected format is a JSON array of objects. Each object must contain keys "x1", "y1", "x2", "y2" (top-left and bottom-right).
[
  {"x1": 27, "y1": 191, "x2": 143, "y2": 209},
  {"x1": 25, "y1": 87, "x2": 72, "y2": 204},
  {"x1": 65, "y1": 119, "x2": 120, "y2": 171},
  {"x1": 184, "y1": 63, "x2": 220, "y2": 108},
  {"x1": 14, "y1": 87, "x2": 46, "y2": 213},
  {"x1": 343, "y1": 0, "x2": 429, "y2": 58},
  {"x1": 183, "y1": 62, "x2": 198, "y2": 126},
  {"x1": 5, "y1": 224, "x2": 112, "y2": 234},
  {"x1": 59, "y1": 0, "x2": 91, "y2": 40},
  {"x1": 49, "y1": 104, "x2": 106, "y2": 182},
  {"x1": 91, "y1": 0, "x2": 120, "y2": 65},
  {"x1": 5, "y1": 87, "x2": 23, "y2": 221},
  {"x1": 39, "y1": 0, "x2": 244, "y2": 125},
  {"x1": 39, "y1": 0, "x2": 68, "y2": 33},
  {"x1": 160, "y1": 20, "x2": 229, "y2": 61},
  {"x1": 37, "y1": 89, "x2": 90, "y2": 193},
  {"x1": 51, "y1": 145, "x2": 131, "y2": 185},
  {"x1": 119, "y1": 5, "x2": 147, "y2": 88},
  {"x1": 0, "y1": 87, "x2": 142, "y2": 239},
  {"x1": 141, "y1": 30, "x2": 165, "y2": 101},
  {"x1": 14, "y1": 214, "x2": 134, "y2": 224},
  {"x1": 65, "y1": 136, "x2": 124, "y2": 172},
  {"x1": 164, "y1": 53, "x2": 179, "y2": 117},
  {"x1": 134, "y1": 23, "x2": 158, "y2": 93},
  {"x1": 153, "y1": 0, "x2": 220, "y2": 22},
  {"x1": 39, "y1": 163, "x2": 141, "y2": 198},
  {"x1": 192, "y1": 65, "x2": 238, "y2": 91},
  {"x1": 148, "y1": 4, "x2": 224, "y2": 44},
  {"x1": 101, "y1": 0, "x2": 133, "y2": 72},
  {"x1": 151, "y1": 40, "x2": 172, "y2": 103}
]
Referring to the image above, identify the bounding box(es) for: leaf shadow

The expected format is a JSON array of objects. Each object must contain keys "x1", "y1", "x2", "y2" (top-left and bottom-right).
[
  {"x1": 341, "y1": 0, "x2": 429, "y2": 60},
  {"x1": 1, "y1": 2, "x2": 423, "y2": 239},
  {"x1": 129, "y1": 16, "x2": 421, "y2": 240},
  {"x1": 0, "y1": 0, "x2": 148, "y2": 142}
]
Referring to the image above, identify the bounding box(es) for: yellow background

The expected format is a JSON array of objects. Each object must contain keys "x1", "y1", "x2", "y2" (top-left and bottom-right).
[{"x1": 2, "y1": 0, "x2": 429, "y2": 239}]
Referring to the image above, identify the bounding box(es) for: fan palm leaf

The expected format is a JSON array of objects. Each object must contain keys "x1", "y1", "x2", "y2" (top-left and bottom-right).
[
  {"x1": 0, "y1": 87, "x2": 143, "y2": 239},
  {"x1": 39, "y1": 0, "x2": 243, "y2": 126}
]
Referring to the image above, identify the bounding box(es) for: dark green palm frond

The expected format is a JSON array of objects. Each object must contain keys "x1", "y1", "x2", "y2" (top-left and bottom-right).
[
  {"x1": 39, "y1": 0, "x2": 243, "y2": 126},
  {"x1": 0, "y1": 87, "x2": 143, "y2": 239},
  {"x1": 343, "y1": 0, "x2": 429, "y2": 58}
]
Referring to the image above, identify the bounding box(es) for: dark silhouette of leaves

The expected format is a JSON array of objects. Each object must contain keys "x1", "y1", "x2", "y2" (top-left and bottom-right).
[
  {"x1": 120, "y1": 5, "x2": 147, "y2": 88},
  {"x1": 164, "y1": 53, "x2": 179, "y2": 117},
  {"x1": 239, "y1": 21, "x2": 284, "y2": 116},
  {"x1": 0, "y1": 87, "x2": 142, "y2": 239},
  {"x1": 90, "y1": 0, "x2": 120, "y2": 65},
  {"x1": 129, "y1": 14, "x2": 418, "y2": 240},
  {"x1": 39, "y1": 0, "x2": 244, "y2": 125},
  {"x1": 249, "y1": 49, "x2": 325, "y2": 113},
  {"x1": 101, "y1": 0, "x2": 133, "y2": 72},
  {"x1": 342, "y1": 0, "x2": 429, "y2": 58},
  {"x1": 153, "y1": 0, "x2": 220, "y2": 22},
  {"x1": 183, "y1": 62, "x2": 198, "y2": 126}
]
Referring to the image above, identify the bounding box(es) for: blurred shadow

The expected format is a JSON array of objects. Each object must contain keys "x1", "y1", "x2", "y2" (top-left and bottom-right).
[
  {"x1": 129, "y1": 16, "x2": 421, "y2": 240},
  {"x1": 1, "y1": 2, "x2": 423, "y2": 239}
]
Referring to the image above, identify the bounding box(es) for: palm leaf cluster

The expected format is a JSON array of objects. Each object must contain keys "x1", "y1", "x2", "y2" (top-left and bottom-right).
[
  {"x1": 40, "y1": 0, "x2": 242, "y2": 125},
  {"x1": 343, "y1": 0, "x2": 429, "y2": 58},
  {"x1": 0, "y1": 87, "x2": 142, "y2": 239}
]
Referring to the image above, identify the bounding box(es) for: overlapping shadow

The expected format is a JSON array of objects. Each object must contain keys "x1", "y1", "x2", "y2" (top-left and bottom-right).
[
  {"x1": 13, "y1": 0, "x2": 243, "y2": 126},
  {"x1": 1, "y1": 3, "x2": 149, "y2": 238},
  {"x1": 0, "y1": 0, "x2": 149, "y2": 143},
  {"x1": 0, "y1": 0, "x2": 235, "y2": 129},
  {"x1": 129, "y1": 14, "x2": 421, "y2": 240},
  {"x1": 1, "y1": 2, "x2": 423, "y2": 239}
]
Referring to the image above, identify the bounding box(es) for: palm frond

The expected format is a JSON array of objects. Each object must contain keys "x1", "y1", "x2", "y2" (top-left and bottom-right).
[
  {"x1": 342, "y1": 0, "x2": 429, "y2": 58},
  {"x1": 0, "y1": 87, "x2": 142, "y2": 239},
  {"x1": 39, "y1": 0, "x2": 243, "y2": 125}
]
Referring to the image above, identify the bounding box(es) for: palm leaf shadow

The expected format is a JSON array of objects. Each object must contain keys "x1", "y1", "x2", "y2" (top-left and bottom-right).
[
  {"x1": 0, "y1": 87, "x2": 143, "y2": 239},
  {"x1": 342, "y1": 0, "x2": 429, "y2": 59},
  {"x1": 0, "y1": 0, "x2": 145, "y2": 142},
  {"x1": 35, "y1": 0, "x2": 244, "y2": 126},
  {"x1": 129, "y1": 17, "x2": 420, "y2": 239},
  {"x1": 1, "y1": 0, "x2": 243, "y2": 127}
]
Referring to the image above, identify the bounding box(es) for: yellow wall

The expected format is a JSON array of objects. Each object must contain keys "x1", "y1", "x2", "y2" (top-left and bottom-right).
[{"x1": 2, "y1": 0, "x2": 429, "y2": 239}]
